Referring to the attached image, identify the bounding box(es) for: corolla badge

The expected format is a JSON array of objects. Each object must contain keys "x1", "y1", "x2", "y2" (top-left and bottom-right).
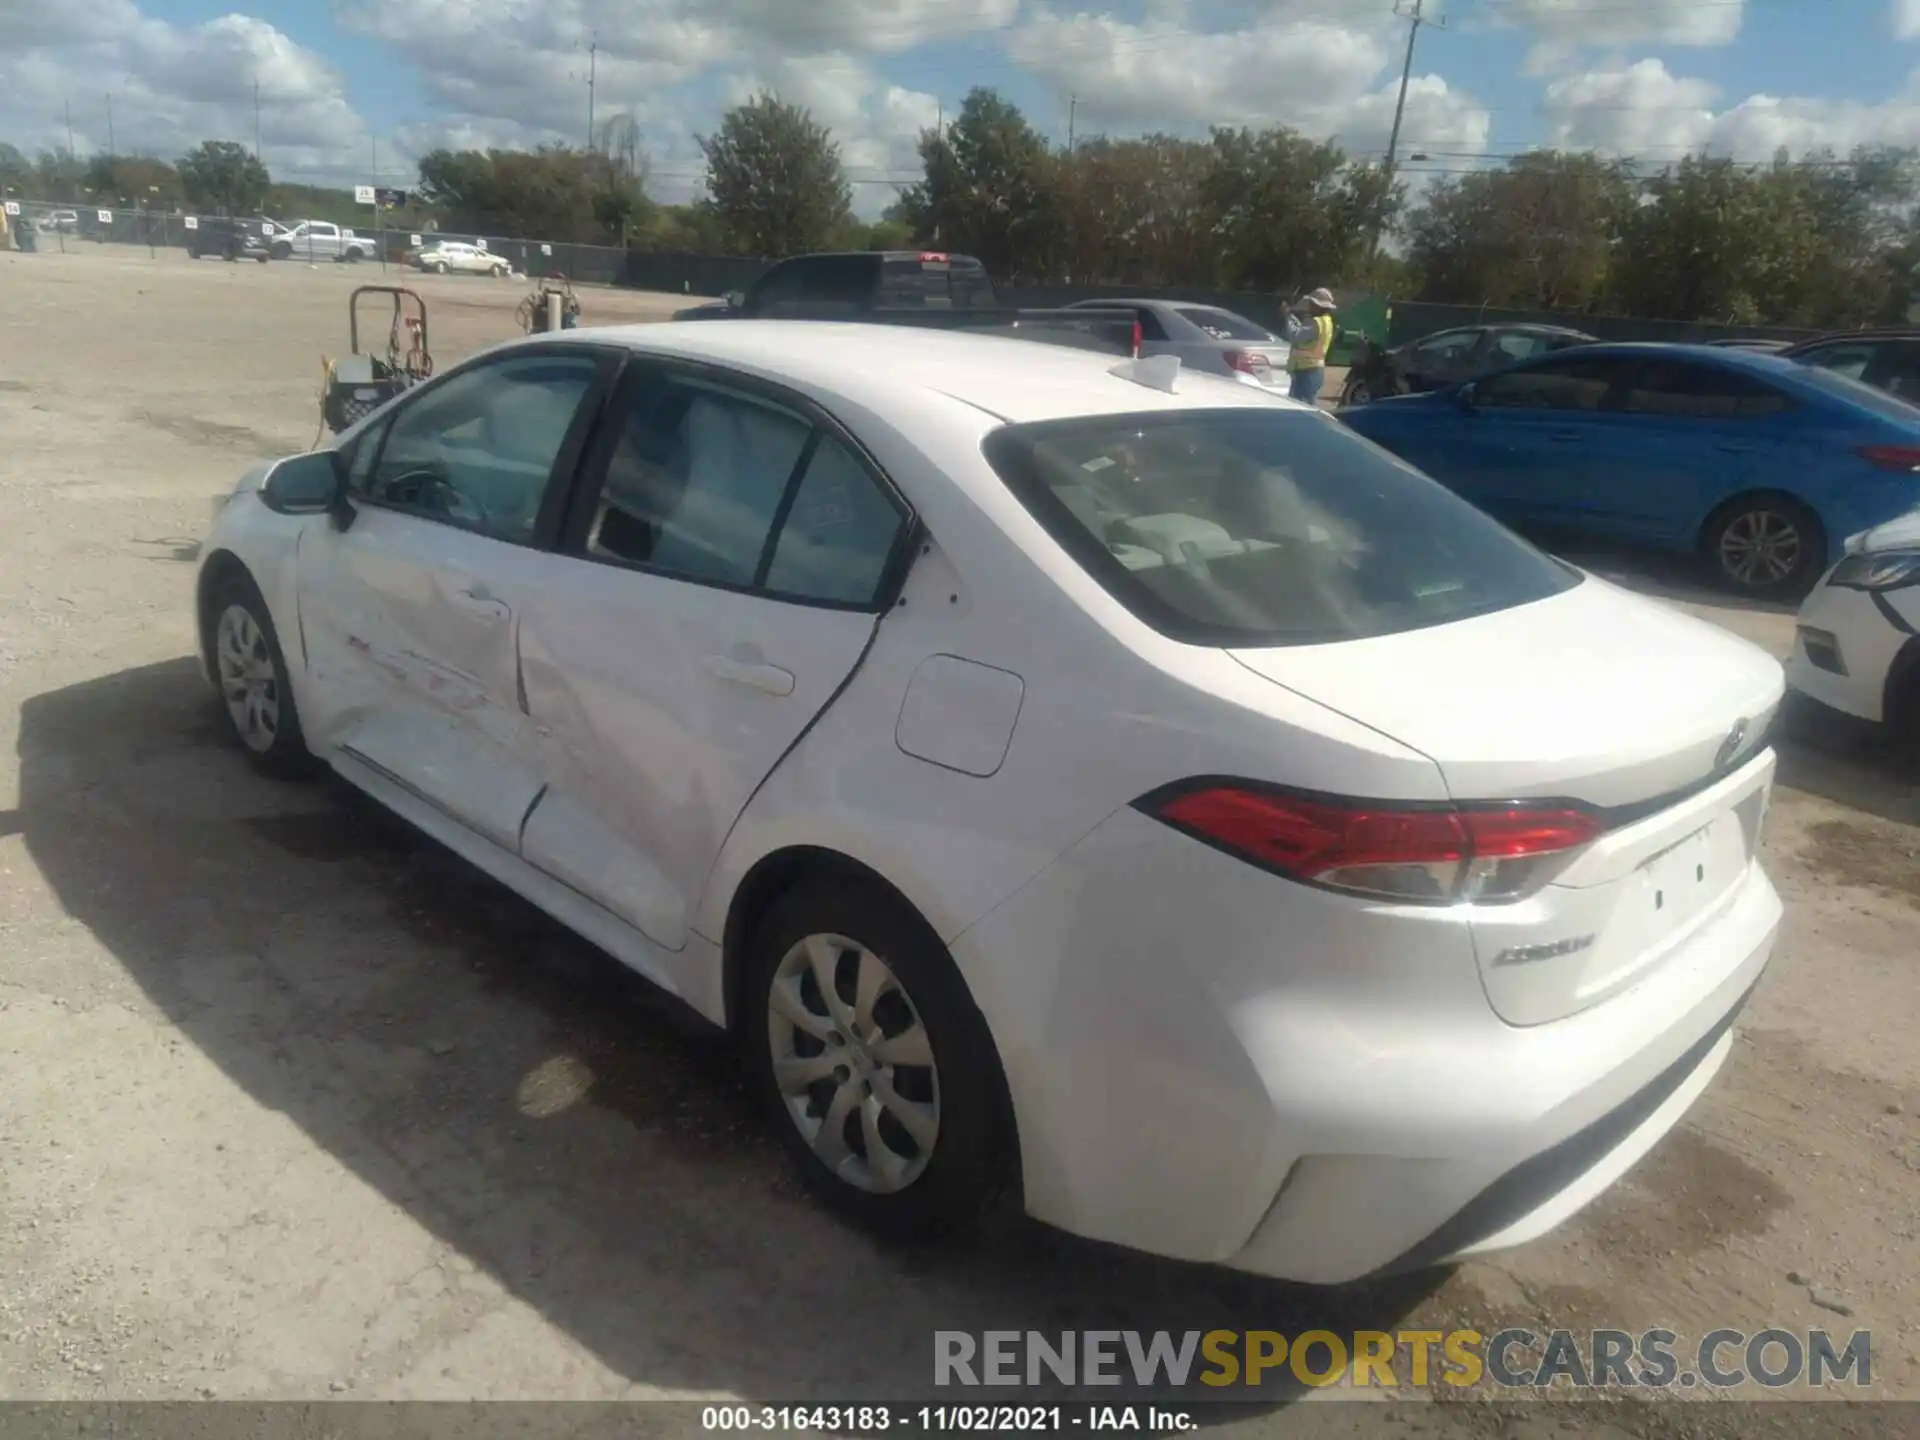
[{"x1": 1715, "y1": 718, "x2": 1750, "y2": 770}]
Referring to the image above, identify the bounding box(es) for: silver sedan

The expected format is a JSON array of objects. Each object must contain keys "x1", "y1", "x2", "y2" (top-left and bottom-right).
[{"x1": 1066, "y1": 298, "x2": 1293, "y2": 391}]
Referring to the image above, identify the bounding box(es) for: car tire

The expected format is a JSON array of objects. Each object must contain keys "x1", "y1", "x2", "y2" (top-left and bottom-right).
[
  {"x1": 271, "y1": 242, "x2": 291, "y2": 260},
  {"x1": 255, "y1": 254, "x2": 269, "y2": 264},
  {"x1": 744, "y1": 876, "x2": 1011, "y2": 1240},
  {"x1": 1343, "y1": 380, "x2": 1372, "y2": 406},
  {"x1": 186, "y1": 246, "x2": 200, "y2": 260},
  {"x1": 492, "y1": 263, "x2": 508, "y2": 278},
  {"x1": 207, "y1": 570, "x2": 314, "y2": 779},
  {"x1": 1702, "y1": 494, "x2": 1824, "y2": 598},
  {"x1": 432, "y1": 261, "x2": 448, "y2": 275}
]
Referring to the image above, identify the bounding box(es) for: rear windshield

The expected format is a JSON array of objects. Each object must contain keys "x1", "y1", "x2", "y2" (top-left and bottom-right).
[
  {"x1": 1790, "y1": 362, "x2": 1920, "y2": 422},
  {"x1": 981, "y1": 409, "x2": 1580, "y2": 646},
  {"x1": 1176, "y1": 307, "x2": 1276, "y2": 342}
]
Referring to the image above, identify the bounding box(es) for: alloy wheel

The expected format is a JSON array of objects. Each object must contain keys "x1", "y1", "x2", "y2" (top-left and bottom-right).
[
  {"x1": 766, "y1": 932, "x2": 940, "y2": 1194},
  {"x1": 1718, "y1": 508, "x2": 1803, "y2": 589},
  {"x1": 215, "y1": 603, "x2": 280, "y2": 754}
]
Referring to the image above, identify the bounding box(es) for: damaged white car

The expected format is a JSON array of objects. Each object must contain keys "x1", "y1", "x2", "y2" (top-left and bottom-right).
[{"x1": 195, "y1": 321, "x2": 1784, "y2": 1281}]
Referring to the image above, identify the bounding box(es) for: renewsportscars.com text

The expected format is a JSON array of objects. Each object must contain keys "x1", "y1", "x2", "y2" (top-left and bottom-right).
[{"x1": 933, "y1": 1328, "x2": 1871, "y2": 1391}]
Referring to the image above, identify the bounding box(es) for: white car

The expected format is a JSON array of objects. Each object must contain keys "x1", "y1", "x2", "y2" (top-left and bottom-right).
[
  {"x1": 1785, "y1": 509, "x2": 1920, "y2": 732},
  {"x1": 415, "y1": 240, "x2": 509, "y2": 277},
  {"x1": 193, "y1": 321, "x2": 1784, "y2": 1281}
]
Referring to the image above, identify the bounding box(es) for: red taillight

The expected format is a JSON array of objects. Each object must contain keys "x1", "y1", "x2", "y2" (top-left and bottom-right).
[
  {"x1": 1857, "y1": 445, "x2": 1920, "y2": 471},
  {"x1": 1146, "y1": 785, "x2": 1603, "y2": 904},
  {"x1": 1131, "y1": 319, "x2": 1143, "y2": 358},
  {"x1": 1223, "y1": 348, "x2": 1257, "y2": 374}
]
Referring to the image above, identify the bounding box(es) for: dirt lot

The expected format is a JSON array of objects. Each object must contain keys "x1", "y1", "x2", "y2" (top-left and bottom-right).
[{"x1": 2, "y1": 247, "x2": 1918, "y2": 1433}]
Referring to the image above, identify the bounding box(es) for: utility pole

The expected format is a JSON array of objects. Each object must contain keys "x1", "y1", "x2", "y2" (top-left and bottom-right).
[
  {"x1": 1067, "y1": 95, "x2": 1077, "y2": 154},
  {"x1": 587, "y1": 39, "x2": 598, "y2": 150},
  {"x1": 65, "y1": 99, "x2": 75, "y2": 160},
  {"x1": 1373, "y1": 0, "x2": 1440, "y2": 258},
  {"x1": 254, "y1": 81, "x2": 262, "y2": 161},
  {"x1": 105, "y1": 93, "x2": 114, "y2": 158}
]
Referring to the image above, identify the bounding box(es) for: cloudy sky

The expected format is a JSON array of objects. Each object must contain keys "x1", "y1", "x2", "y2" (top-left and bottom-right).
[{"x1": 2, "y1": 0, "x2": 1917, "y2": 215}]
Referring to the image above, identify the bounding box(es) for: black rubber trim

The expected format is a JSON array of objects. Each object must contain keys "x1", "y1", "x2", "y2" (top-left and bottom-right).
[
  {"x1": 1884, "y1": 635, "x2": 1920, "y2": 732},
  {"x1": 1873, "y1": 590, "x2": 1919, "y2": 635},
  {"x1": 1365, "y1": 973, "x2": 1762, "y2": 1280}
]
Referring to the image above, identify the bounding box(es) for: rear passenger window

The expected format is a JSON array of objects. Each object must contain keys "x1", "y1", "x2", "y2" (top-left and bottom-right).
[
  {"x1": 580, "y1": 371, "x2": 905, "y2": 608},
  {"x1": 764, "y1": 437, "x2": 905, "y2": 605},
  {"x1": 1475, "y1": 356, "x2": 1629, "y2": 411},
  {"x1": 1621, "y1": 362, "x2": 1793, "y2": 418}
]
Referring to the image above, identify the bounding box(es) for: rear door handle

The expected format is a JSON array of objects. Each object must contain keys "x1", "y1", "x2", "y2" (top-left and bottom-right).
[
  {"x1": 1548, "y1": 431, "x2": 1583, "y2": 443},
  {"x1": 703, "y1": 655, "x2": 796, "y2": 696},
  {"x1": 1719, "y1": 442, "x2": 1755, "y2": 453}
]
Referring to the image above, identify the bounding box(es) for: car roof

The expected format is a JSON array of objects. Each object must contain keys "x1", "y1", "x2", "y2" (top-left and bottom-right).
[
  {"x1": 526, "y1": 320, "x2": 1313, "y2": 424},
  {"x1": 1785, "y1": 329, "x2": 1920, "y2": 346}
]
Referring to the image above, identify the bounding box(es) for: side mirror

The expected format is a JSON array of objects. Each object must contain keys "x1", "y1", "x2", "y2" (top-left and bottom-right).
[
  {"x1": 725, "y1": 290, "x2": 746, "y2": 309},
  {"x1": 262, "y1": 451, "x2": 351, "y2": 527}
]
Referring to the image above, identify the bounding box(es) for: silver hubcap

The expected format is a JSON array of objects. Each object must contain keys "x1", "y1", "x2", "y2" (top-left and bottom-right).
[
  {"x1": 215, "y1": 603, "x2": 280, "y2": 753},
  {"x1": 1720, "y1": 510, "x2": 1802, "y2": 587},
  {"x1": 766, "y1": 933, "x2": 940, "y2": 1194}
]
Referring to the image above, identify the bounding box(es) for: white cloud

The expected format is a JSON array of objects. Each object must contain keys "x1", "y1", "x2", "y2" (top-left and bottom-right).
[
  {"x1": 1004, "y1": 9, "x2": 1489, "y2": 166},
  {"x1": 1543, "y1": 58, "x2": 1920, "y2": 163},
  {"x1": 1897, "y1": 0, "x2": 1920, "y2": 39},
  {"x1": 0, "y1": 3, "x2": 365, "y2": 178},
  {"x1": 1497, "y1": 0, "x2": 1744, "y2": 75}
]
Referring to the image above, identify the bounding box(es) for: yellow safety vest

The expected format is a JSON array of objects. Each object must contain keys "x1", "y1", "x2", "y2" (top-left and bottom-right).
[{"x1": 1290, "y1": 313, "x2": 1334, "y2": 371}]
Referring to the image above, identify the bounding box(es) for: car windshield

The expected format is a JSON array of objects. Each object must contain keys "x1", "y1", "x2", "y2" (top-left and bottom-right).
[
  {"x1": 981, "y1": 408, "x2": 1580, "y2": 646},
  {"x1": 1791, "y1": 362, "x2": 1920, "y2": 422},
  {"x1": 1176, "y1": 307, "x2": 1276, "y2": 342}
]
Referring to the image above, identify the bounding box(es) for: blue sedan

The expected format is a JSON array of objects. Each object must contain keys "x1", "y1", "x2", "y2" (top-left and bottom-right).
[{"x1": 1339, "y1": 343, "x2": 1920, "y2": 596}]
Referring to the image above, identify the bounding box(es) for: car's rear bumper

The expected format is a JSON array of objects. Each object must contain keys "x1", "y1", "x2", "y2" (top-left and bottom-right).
[{"x1": 952, "y1": 805, "x2": 1779, "y2": 1283}]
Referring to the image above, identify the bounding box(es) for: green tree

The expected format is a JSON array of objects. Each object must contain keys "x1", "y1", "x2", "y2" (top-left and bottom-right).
[
  {"x1": 893, "y1": 88, "x2": 1059, "y2": 278},
  {"x1": 83, "y1": 154, "x2": 184, "y2": 208},
  {"x1": 1407, "y1": 151, "x2": 1636, "y2": 310},
  {"x1": 177, "y1": 140, "x2": 270, "y2": 215},
  {"x1": 1198, "y1": 127, "x2": 1391, "y2": 294},
  {"x1": 0, "y1": 142, "x2": 32, "y2": 199},
  {"x1": 697, "y1": 93, "x2": 852, "y2": 257},
  {"x1": 1053, "y1": 134, "x2": 1214, "y2": 285}
]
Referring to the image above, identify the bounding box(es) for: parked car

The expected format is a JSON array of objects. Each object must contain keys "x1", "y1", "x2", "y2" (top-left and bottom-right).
[
  {"x1": 1064, "y1": 298, "x2": 1291, "y2": 390},
  {"x1": 1786, "y1": 507, "x2": 1920, "y2": 733},
  {"x1": 414, "y1": 240, "x2": 509, "y2": 277},
  {"x1": 1780, "y1": 329, "x2": 1920, "y2": 405},
  {"x1": 38, "y1": 208, "x2": 79, "y2": 233},
  {"x1": 186, "y1": 216, "x2": 270, "y2": 263},
  {"x1": 194, "y1": 320, "x2": 1783, "y2": 1283},
  {"x1": 1340, "y1": 343, "x2": 1920, "y2": 597},
  {"x1": 674, "y1": 250, "x2": 998, "y2": 320},
  {"x1": 271, "y1": 219, "x2": 375, "y2": 263},
  {"x1": 1340, "y1": 323, "x2": 1596, "y2": 406},
  {"x1": 1707, "y1": 338, "x2": 1793, "y2": 353}
]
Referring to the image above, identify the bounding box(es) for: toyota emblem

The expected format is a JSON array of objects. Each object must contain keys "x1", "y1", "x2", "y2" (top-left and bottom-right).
[{"x1": 1715, "y1": 718, "x2": 1750, "y2": 770}]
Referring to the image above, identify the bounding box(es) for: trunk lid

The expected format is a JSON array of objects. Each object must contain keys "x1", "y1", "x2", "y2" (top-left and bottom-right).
[{"x1": 1229, "y1": 576, "x2": 1784, "y2": 1025}]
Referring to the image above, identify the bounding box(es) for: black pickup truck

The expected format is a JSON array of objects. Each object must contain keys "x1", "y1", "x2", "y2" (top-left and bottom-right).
[{"x1": 672, "y1": 250, "x2": 1144, "y2": 355}]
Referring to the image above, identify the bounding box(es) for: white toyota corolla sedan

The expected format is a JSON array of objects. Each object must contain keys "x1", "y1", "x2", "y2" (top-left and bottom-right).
[{"x1": 194, "y1": 321, "x2": 1785, "y2": 1283}]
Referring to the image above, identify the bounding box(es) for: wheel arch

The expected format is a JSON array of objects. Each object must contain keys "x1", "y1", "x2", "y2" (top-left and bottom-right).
[
  {"x1": 195, "y1": 548, "x2": 254, "y2": 676},
  {"x1": 718, "y1": 843, "x2": 1023, "y2": 1176},
  {"x1": 1884, "y1": 634, "x2": 1920, "y2": 733}
]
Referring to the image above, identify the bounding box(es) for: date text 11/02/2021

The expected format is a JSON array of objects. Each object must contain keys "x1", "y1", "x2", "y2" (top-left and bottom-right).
[{"x1": 701, "y1": 1407, "x2": 1194, "y2": 1432}]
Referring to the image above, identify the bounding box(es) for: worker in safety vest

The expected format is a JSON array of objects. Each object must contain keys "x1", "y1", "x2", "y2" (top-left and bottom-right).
[{"x1": 1281, "y1": 287, "x2": 1338, "y2": 405}]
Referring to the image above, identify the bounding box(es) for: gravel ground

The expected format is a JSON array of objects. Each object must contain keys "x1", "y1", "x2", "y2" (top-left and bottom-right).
[{"x1": 1, "y1": 247, "x2": 1917, "y2": 1436}]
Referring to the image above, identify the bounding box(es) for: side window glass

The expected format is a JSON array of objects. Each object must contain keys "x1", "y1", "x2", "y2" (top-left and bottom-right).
[
  {"x1": 764, "y1": 436, "x2": 905, "y2": 605},
  {"x1": 1496, "y1": 333, "x2": 1545, "y2": 361},
  {"x1": 1621, "y1": 362, "x2": 1792, "y2": 418},
  {"x1": 368, "y1": 353, "x2": 598, "y2": 543},
  {"x1": 1797, "y1": 344, "x2": 1875, "y2": 380},
  {"x1": 343, "y1": 415, "x2": 391, "y2": 498},
  {"x1": 1881, "y1": 348, "x2": 1920, "y2": 401},
  {"x1": 1475, "y1": 357, "x2": 1625, "y2": 411},
  {"x1": 587, "y1": 377, "x2": 811, "y2": 586}
]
